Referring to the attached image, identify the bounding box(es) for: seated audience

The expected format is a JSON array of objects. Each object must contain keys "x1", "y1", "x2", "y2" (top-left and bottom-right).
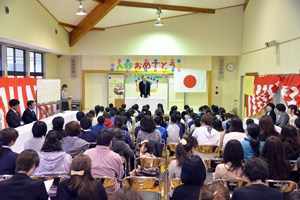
[
  {"x1": 154, "y1": 116, "x2": 167, "y2": 142},
  {"x1": 287, "y1": 104, "x2": 299, "y2": 127},
  {"x1": 0, "y1": 128, "x2": 19, "y2": 175},
  {"x1": 22, "y1": 100, "x2": 37, "y2": 124},
  {"x1": 56, "y1": 154, "x2": 108, "y2": 200},
  {"x1": 137, "y1": 116, "x2": 162, "y2": 144},
  {"x1": 79, "y1": 116, "x2": 97, "y2": 143},
  {"x1": 52, "y1": 116, "x2": 66, "y2": 139},
  {"x1": 280, "y1": 125, "x2": 300, "y2": 160},
  {"x1": 95, "y1": 105, "x2": 105, "y2": 117},
  {"x1": 0, "y1": 149, "x2": 48, "y2": 200},
  {"x1": 114, "y1": 116, "x2": 135, "y2": 149},
  {"x1": 222, "y1": 113, "x2": 233, "y2": 133},
  {"x1": 155, "y1": 108, "x2": 167, "y2": 128},
  {"x1": 189, "y1": 115, "x2": 201, "y2": 134},
  {"x1": 214, "y1": 139, "x2": 246, "y2": 180},
  {"x1": 261, "y1": 136, "x2": 289, "y2": 180},
  {"x1": 24, "y1": 121, "x2": 47, "y2": 152},
  {"x1": 192, "y1": 114, "x2": 220, "y2": 146},
  {"x1": 134, "y1": 113, "x2": 145, "y2": 138},
  {"x1": 200, "y1": 182, "x2": 230, "y2": 200},
  {"x1": 266, "y1": 102, "x2": 276, "y2": 124},
  {"x1": 109, "y1": 187, "x2": 143, "y2": 200},
  {"x1": 212, "y1": 118, "x2": 225, "y2": 147},
  {"x1": 34, "y1": 131, "x2": 72, "y2": 177},
  {"x1": 171, "y1": 155, "x2": 206, "y2": 200},
  {"x1": 167, "y1": 114, "x2": 181, "y2": 143},
  {"x1": 169, "y1": 137, "x2": 198, "y2": 179},
  {"x1": 241, "y1": 123, "x2": 264, "y2": 159},
  {"x1": 76, "y1": 111, "x2": 85, "y2": 122},
  {"x1": 103, "y1": 113, "x2": 114, "y2": 128},
  {"x1": 258, "y1": 115, "x2": 279, "y2": 141},
  {"x1": 231, "y1": 158, "x2": 283, "y2": 200},
  {"x1": 62, "y1": 121, "x2": 89, "y2": 157},
  {"x1": 276, "y1": 103, "x2": 290, "y2": 128},
  {"x1": 223, "y1": 118, "x2": 246, "y2": 149},
  {"x1": 131, "y1": 140, "x2": 159, "y2": 176},
  {"x1": 91, "y1": 116, "x2": 107, "y2": 133},
  {"x1": 84, "y1": 129, "x2": 123, "y2": 180},
  {"x1": 112, "y1": 128, "x2": 134, "y2": 160},
  {"x1": 6, "y1": 99, "x2": 22, "y2": 128}
]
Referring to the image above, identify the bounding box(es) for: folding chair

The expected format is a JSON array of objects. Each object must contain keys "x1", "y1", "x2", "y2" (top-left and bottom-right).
[
  {"x1": 94, "y1": 176, "x2": 118, "y2": 197},
  {"x1": 265, "y1": 180, "x2": 298, "y2": 193}
]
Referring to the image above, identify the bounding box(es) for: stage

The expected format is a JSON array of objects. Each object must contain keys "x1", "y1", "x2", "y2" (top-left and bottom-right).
[{"x1": 125, "y1": 97, "x2": 166, "y2": 114}]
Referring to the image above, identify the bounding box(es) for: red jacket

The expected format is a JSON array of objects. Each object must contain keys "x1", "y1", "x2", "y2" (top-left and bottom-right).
[{"x1": 103, "y1": 118, "x2": 114, "y2": 128}]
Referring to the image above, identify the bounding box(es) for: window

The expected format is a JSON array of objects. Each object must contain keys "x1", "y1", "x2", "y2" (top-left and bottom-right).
[
  {"x1": 30, "y1": 51, "x2": 44, "y2": 78},
  {"x1": 7, "y1": 47, "x2": 26, "y2": 77}
]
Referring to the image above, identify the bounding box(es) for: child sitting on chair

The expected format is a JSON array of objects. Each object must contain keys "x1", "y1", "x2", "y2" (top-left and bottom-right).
[{"x1": 131, "y1": 140, "x2": 159, "y2": 176}]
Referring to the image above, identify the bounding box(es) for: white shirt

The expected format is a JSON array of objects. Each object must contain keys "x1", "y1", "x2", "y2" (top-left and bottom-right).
[
  {"x1": 192, "y1": 126, "x2": 220, "y2": 146},
  {"x1": 222, "y1": 132, "x2": 247, "y2": 149}
]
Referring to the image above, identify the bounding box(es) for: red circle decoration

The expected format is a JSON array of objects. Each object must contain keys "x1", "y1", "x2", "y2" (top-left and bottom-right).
[{"x1": 183, "y1": 75, "x2": 197, "y2": 88}]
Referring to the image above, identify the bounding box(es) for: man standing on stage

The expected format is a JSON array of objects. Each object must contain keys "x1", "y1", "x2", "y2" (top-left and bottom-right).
[{"x1": 139, "y1": 75, "x2": 151, "y2": 98}]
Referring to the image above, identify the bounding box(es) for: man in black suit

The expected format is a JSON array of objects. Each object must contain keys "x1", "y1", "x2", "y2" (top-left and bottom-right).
[
  {"x1": 6, "y1": 99, "x2": 22, "y2": 128},
  {"x1": 139, "y1": 75, "x2": 151, "y2": 98},
  {"x1": 0, "y1": 149, "x2": 48, "y2": 200},
  {"x1": 22, "y1": 100, "x2": 37, "y2": 124}
]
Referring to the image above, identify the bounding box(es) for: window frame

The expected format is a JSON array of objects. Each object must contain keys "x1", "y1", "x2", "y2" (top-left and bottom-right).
[
  {"x1": 29, "y1": 51, "x2": 44, "y2": 78},
  {"x1": 6, "y1": 46, "x2": 26, "y2": 77}
]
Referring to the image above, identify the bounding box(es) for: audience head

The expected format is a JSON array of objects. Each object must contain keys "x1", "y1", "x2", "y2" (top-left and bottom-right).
[
  {"x1": 261, "y1": 136, "x2": 288, "y2": 180},
  {"x1": 246, "y1": 123, "x2": 261, "y2": 157},
  {"x1": 266, "y1": 102, "x2": 275, "y2": 112},
  {"x1": 176, "y1": 137, "x2": 198, "y2": 166},
  {"x1": 114, "y1": 116, "x2": 124, "y2": 129},
  {"x1": 41, "y1": 130, "x2": 62, "y2": 152},
  {"x1": 229, "y1": 118, "x2": 244, "y2": 133},
  {"x1": 132, "y1": 104, "x2": 139, "y2": 111},
  {"x1": 244, "y1": 158, "x2": 269, "y2": 182},
  {"x1": 194, "y1": 116, "x2": 202, "y2": 127},
  {"x1": 109, "y1": 103, "x2": 114, "y2": 108},
  {"x1": 287, "y1": 104, "x2": 298, "y2": 116},
  {"x1": 200, "y1": 182, "x2": 230, "y2": 200},
  {"x1": 103, "y1": 112, "x2": 110, "y2": 119},
  {"x1": 140, "y1": 116, "x2": 156, "y2": 133},
  {"x1": 97, "y1": 129, "x2": 113, "y2": 146},
  {"x1": 61, "y1": 84, "x2": 68, "y2": 90},
  {"x1": 201, "y1": 114, "x2": 213, "y2": 126},
  {"x1": 283, "y1": 191, "x2": 300, "y2": 200},
  {"x1": 27, "y1": 100, "x2": 36, "y2": 109},
  {"x1": 15, "y1": 149, "x2": 40, "y2": 176},
  {"x1": 94, "y1": 105, "x2": 100, "y2": 116},
  {"x1": 140, "y1": 140, "x2": 154, "y2": 155},
  {"x1": 295, "y1": 117, "x2": 300, "y2": 129},
  {"x1": 245, "y1": 118, "x2": 254, "y2": 126},
  {"x1": 9, "y1": 99, "x2": 20, "y2": 109},
  {"x1": 259, "y1": 115, "x2": 279, "y2": 141},
  {"x1": 0, "y1": 128, "x2": 19, "y2": 156},
  {"x1": 97, "y1": 116, "x2": 105, "y2": 125},
  {"x1": 276, "y1": 103, "x2": 286, "y2": 112},
  {"x1": 105, "y1": 107, "x2": 110, "y2": 113},
  {"x1": 80, "y1": 116, "x2": 92, "y2": 130},
  {"x1": 153, "y1": 116, "x2": 162, "y2": 126},
  {"x1": 52, "y1": 116, "x2": 64, "y2": 130},
  {"x1": 223, "y1": 139, "x2": 244, "y2": 171},
  {"x1": 171, "y1": 114, "x2": 177, "y2": 123},
  {"x1": 76, "y1": 111, "x2": 85, "y2": 121},
  {"x1": 181, "y1": 155, "x2": 206, "y2": 185},
  {"x1": 155, "y1": 109, "x2": 163, "y2": 117},
  {"x1": 110, "y1": 187, "x2": 143, "y2": 200},
  {"x1": 280, "y1": 124, "x2": 300, "y2": 159},
  {"x1": 65, "y1": 121, "x2": 81, "y2": 137},
  {"x1": 32, "y1": 121, "x2": 47, "y2": 138},
  {"x1": 113, "y1": 128, "x2": 123, "y2": 141},
  {"x1": 212, "y1": 118, "x2": 223, "y2": 132}
]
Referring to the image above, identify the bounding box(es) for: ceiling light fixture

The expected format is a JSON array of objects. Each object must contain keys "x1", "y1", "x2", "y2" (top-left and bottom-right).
[
  {"x1": 154, "y1": 8, "x2": 164, "y2": 27},
  {"x1": 76, "y1": 0, "x2": 87, "y2": 16}
]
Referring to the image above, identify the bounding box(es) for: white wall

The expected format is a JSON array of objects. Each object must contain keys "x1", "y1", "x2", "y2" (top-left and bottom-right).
[{"x1": 71, "y1": 7, "x2": 243, "y2": 56}]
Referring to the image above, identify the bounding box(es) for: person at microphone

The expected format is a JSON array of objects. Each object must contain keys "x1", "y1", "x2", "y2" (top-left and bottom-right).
[{"x1": 139, "y1": 75, "x2": 151, "y2": 98}]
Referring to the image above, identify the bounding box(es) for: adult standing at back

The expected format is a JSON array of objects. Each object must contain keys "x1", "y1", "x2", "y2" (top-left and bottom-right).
[
  {"x1": 6, "y1": 99, "x2": 22, "y2": 128},
  {"x1": 22, "y1": 100, "x2": 37, "y2": 124},
  {"x1": 275, "y1": 103, "x2": 289, "y2": 128},
  {"x1": 61, "y1": 84, "x2": 72, "y2": 111}
]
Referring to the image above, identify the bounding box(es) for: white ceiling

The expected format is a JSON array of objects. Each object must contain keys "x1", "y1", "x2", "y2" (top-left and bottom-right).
[{"x1": 39, "y1": 0, "x2": 245, "y2": 29}]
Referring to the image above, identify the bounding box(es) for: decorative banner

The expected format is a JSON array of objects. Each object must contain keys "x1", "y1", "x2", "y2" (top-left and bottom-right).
[
  {"x1": 110, "y1": 58, "x2": 181, "y2": 72},
  {"x1": 244, "y1": 76, "x2": 255, "y2": 96},
  {"x1": 174, "y1": 70, "x2": 206, "y2": 92},
  {"x1": 0, "y1": 78, "x2": 37, "y2": 128},
  {"x1": 245, "y1": 75, "x2": 280, "y2": 117},
  {"x1": 279, "y1": 76, "x2": 300, "y2": 107}
]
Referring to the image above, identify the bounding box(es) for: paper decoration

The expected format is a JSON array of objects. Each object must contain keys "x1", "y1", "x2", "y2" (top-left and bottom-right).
[{"x1": 244, "y1": 76, "x2": 255, "y2": 96}]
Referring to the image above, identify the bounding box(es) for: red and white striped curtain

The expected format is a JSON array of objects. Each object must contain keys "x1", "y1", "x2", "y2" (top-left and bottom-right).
[
  {"x1": 279, "y1": 76, "x2": 300, "y2": 107},
  {"x1": 245, "y1": 75, "x2": 280, "y2": 117}
]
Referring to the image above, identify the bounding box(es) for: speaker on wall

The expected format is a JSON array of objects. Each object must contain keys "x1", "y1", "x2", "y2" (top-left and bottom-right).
[
  {"x1": 71, "y1": 56, "x2": 76, "y2": 78},
  {"x1": 218, "y1": 56, "x2": 224, "y2": 79}
]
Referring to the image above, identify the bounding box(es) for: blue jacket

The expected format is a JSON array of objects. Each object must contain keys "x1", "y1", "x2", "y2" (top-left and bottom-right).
[
  {"x1": 241, "y1": 138, "x2": 265, "y2": 159},
  {"x1": 91, "y1": 124, "x2": 107, "y2": 134},
  {"x1": 156, "y1": 126, "x2": 167, "y2": 142}
]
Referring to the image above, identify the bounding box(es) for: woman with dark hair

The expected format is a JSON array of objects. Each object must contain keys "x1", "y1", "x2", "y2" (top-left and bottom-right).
[
  {"x1": 110, "y1": 187, "x2": 143, "y2": 200},
  {"x1": 114, "y1": 116, "x2": 134, "y2": 150},
  {"x1": 56, "y1": 155, "x2": 107, "y2": 200},
  {"x1": 214, "y1": 140, "x2": 245, "y2": 180},
  {"x1": 136, "y1": 116, "x2": 162, "y2": 144},
  {"x1": 280, "y1": 125, "x2": 300, "y2": 160},
  {"x1": 258, "y1": 115, "x2": 279, "y2": 141},
  {"x1": 169, "y1": 137, "x2": 198, "y2": 179},
  {"x1": 169, "y1": 105, "x2": 178, "y2": 118},
  {"x1": 275, "y1": 103, "x2": 290, "y2": 127},
  {"x1": 287, "y1": 104, "x2": 299, "y2": 127},
  {"x1": 241, "y1": 123, "x2": 265, "y2": 159},
  {"x1": 61, "y1": 84, "x2": 72, "y2": 111},
  {"x1": 0, "y1": 149, "x2": 48, "y2": 200},
  {"x1": 52, "y1": 116, "x2": 66, "y2": 139},
  {"x1": 171, "y1": 155, "x2": 206, "y2": 200},
  {"x1": 0, "y1": 128, "x2": 19, "y2": 175},
  {"x1": 34, "y1": 131, "x2": 72, "y2": 177},
  {"x1": 266, "y1": 102, "x2": 276, "y2": 124},
  {"x1": 24, "y1": 121, "x2": 47, "y2": 152},
  {"x1": 261, "y1": 136, "x2": 289, "y2": 180},
  {"x1": 157, "y1": 103, "x2": 165, "y2": 115},
  {"x1": 222, "y1": 118, "x2": 246, "y2": 149},
  {"x1": 95, "y1": 105, "x2": 105, "y2": 117}
]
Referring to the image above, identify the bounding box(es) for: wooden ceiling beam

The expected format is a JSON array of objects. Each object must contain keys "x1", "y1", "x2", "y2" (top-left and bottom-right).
[
  {"x1": 69, "y1": 0, "x2": 120, "y2": 47},
  {"x1": 244, "y1": 0, "x2": 250, "y2": 12},
  {"x1": 58, "y1": 22, "x2": 105, "y2": 31},
  {"x1": 118, "y1": 1, "x2": 215, "y2": 13}
]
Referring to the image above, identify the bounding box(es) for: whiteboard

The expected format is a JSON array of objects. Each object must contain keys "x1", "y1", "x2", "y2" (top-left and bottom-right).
[{"x1": 37, "y1": 79, "x2": 61, "y2": 103}]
